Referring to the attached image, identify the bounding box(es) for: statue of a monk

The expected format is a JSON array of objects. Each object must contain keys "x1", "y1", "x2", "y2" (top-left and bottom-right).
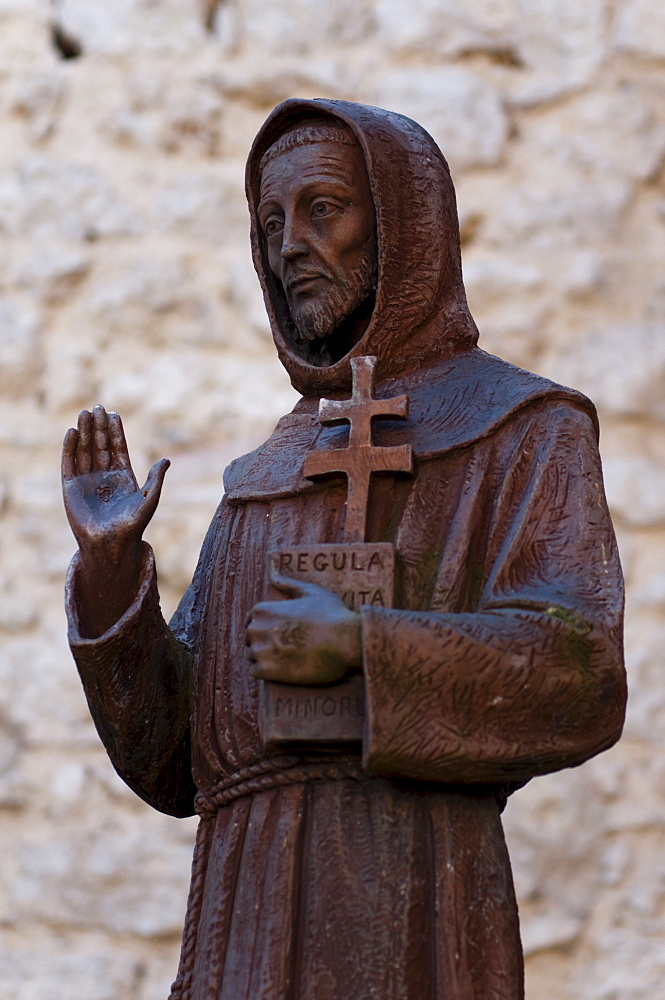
[{"x1": 62, "y1": 100, "x2": 627, "y2": 1000}]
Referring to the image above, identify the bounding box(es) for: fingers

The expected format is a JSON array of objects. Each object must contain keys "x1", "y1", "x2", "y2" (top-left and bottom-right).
[
  {"x1": 245, "y1": 623, "x2": 264, "y2": 661},
  {"x1": 72, "y1": 405, "x2": 132, "y2": 477},
  {"x1": 75, "y1": 406, "x2": 110, "y2": 474},
  {"x1": 75, "y1": 409, "x2": 93, "y2": 474},
  {"x1": 245, "y1": 605, "x2": 278, "y2": 653},
  {"x1": 245, "y1": 621, "x2": 281, "y2": 675},
  {"x1": 244, "y1": 572, "x2": 327, "y2": 638},
  {"x1": 142, "y1": 458, "x2": 170, "y2": 495},
  {"x1": 61, "y1": 427, "x2": 78, "y2": 481},
  {"x1": 92, "y1": 404, "x2": 110, "y2": 471},
  {"x1": 108, "y1": 411, "x2": 132, "y2": 471},
  {"x1": 138, "y1": 458, "x2": 170, "y2": 520},
  {"x1": 268, "y1": 569, "x2": 311, "y2": 599}
]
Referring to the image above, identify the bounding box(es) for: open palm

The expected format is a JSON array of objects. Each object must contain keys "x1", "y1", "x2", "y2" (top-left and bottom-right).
[{"x1": 62, "y1": 405, "x2": 169, "y2": 560}]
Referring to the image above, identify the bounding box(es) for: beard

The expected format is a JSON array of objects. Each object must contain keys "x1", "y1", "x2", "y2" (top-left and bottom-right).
[{"x1": 286, "y1": 243, "x2": 377, "y2": 343}]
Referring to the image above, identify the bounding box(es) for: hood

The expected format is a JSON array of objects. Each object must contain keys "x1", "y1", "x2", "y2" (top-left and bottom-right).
[{"x1": 246, "y1": 98, "x2": 479, "y2": 398}]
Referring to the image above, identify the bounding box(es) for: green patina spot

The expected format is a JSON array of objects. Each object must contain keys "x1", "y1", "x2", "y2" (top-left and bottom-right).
[
  {"x1": 379, "y1": 499, "x2": 405, "y2": 543},
  {"x1": 418, "y1": 544, "x2": 440, "y2": 582},
  {"x1": 562, "y1": 631, "x2": 593, "y2": 677},
  {"x1": 544, "y1": 606, "x2": 594, "y2": 684},
  {"x1": 466, "y1": 563, "x2": 485, "y2": 609},
  {"x1": 414, "y1": 544, "x2": 442, "y2": 606},
  {"x1": 544, "y1": 605, "x2": 591, "y2": 635}
]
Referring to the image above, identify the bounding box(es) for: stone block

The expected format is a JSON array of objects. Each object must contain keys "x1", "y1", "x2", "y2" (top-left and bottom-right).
[
  {"x1": 0, "y1": 6, "x2": 53, "y2": 69},
  {"x1": 101, "y1": 71, "x2": 225, "y2": 158},
  {"x1": 152, "y1": 167, "x2": 245, "y2": 245},
  {"x1": 564, "y1": 828, "x2": 665, "y2": 999},
  {"x1": 10, "y1": 70, "x2": 67, "y2": 143},
  {"x1": 511, "y1": 0, "x2": 607, "y2": 104},
  {"x1": 57, "y1": 0, "x2": 205, "y2": 56},
  {"x1": 0, "y1": 583, "x2": 38, "y2": 632},
  {"x1": 0, "y1": 631, "x2": 97, "y2": 746},
  {"x1": 615, "y1": 0, "x2": 665, "y2": 61},
  {"x1": 225, "y1": 252, "x2": 273, "y2": 334},
  {"x1": 89, "y1": 255, "x2": 189, "y2": 320},
  {"x1": 15, "y1": 243, "x2": 90, "y2": 303},
  {"x1": 375, "y1": 0, "x2": 517, "y2": 55},
  {"x1": 543, "y1": 324, "x2": 665, "y2": 421},
  {"x1": 504, "y1": 766, "x2": 615, "y2": 959},
  {"x1": 0, "y1": 298, "x2": 41, "y2": 397},
  {"x1": 0, "y1": 944, "x2": 141, "y2": 1000},
  {"x1": 552, "y1": 249, "x2": 606, "y2": 299},
  {"x1": 376, "y1": 66, "x2": 507, "y2": 171},
  {"x1": 603, "y1": 453, "x2": 665, "y2": 528},
  {"x1": 212, "y1": 56, "x2": 349, "y2": 112},
  {"x1": 527, "y1": 85, "x2": 665, "y2": 182},
  {"x1": 13, "y1": 817, "x2": 194, "y2": 937},
  {"x1": 0, "y1": 156, "x2": 140, "y2": 241},
  {"x1": 0, "y1": 0, "x2": 51, "y2": 10},
  {"x1": 0, "y1": 714, "x2": 20, "y2": 777},
  {"x1": 621, "y1": 610, "x2": 665, "y2": 737},
  {"x1": 237, "y1": 0, "x2": 375, "y2": 53},
  {"x1": 484, "y1": 157, "x2": 631, "y2": 249},
  {"x1": 463, "y1": 254, "x2": 543, "y2": 308},
  {"x1": 463, "y1": 251, "x2": 547, "y2": 362}
]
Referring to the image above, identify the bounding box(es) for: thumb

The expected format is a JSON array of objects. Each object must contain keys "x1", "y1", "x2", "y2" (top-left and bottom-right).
[
  {"x1": 269, "y1": 568, "x2": 313, "y2": 599},
  {"x1": 141, "y1": 458, "x2": 170, "y2": 499}
]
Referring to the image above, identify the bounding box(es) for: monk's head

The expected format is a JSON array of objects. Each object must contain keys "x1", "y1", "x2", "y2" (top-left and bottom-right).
[{"x1": 258, "y1": 123, "x2": 377, "y2": 351}]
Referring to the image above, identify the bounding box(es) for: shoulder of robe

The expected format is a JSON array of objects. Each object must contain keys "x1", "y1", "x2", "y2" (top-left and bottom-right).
[
  {"x1": 223, "y1": 411, "x2": 319, "y2": 503},
  {"x1": 407, "y1": 348, "x2": 598, "y2": 456},
  {"x1": 223, "y1": 348, "x2": 597, "y2": 503}
]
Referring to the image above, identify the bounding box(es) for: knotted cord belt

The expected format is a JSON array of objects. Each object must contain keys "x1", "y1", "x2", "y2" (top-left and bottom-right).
[
  {"x1": 169, "y1": 754, "x2": 367, "y2": 999},
  {"x1": 194, "y1": 753, "x2": 366, "y2": 818}
]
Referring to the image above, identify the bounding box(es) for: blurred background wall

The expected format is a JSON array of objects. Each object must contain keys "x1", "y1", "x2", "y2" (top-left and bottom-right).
[{"x1": 1, "y1": 1, "x2": 664, "y2": 997}]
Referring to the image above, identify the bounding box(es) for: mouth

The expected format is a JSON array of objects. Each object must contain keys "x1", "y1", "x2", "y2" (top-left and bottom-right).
[{"x1": 286, "y1": 271, "x2": 331, "y2": 294}]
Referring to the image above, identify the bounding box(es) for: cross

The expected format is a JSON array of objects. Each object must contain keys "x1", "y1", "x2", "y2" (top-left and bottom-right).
[{"x1": 303, "y1": 356, "x2": 413, "y2": 543}]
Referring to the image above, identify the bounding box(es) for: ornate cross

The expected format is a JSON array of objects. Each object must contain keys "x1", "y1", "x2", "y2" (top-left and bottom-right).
[{"x1": 303, "y1": 356, "x2": 413, "y2": 543}]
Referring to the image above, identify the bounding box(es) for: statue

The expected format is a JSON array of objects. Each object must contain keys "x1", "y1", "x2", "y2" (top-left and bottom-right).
[{"x1": 62, "y1": 100, "x2": 627, "y2": 1000}]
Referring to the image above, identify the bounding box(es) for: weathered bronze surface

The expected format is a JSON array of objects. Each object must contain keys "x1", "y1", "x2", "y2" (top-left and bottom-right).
[
  {"x1": 260, "y1": 539, "x2": 393, "y2": 748},
  {"x1": 303, "y1": 354, "x2": 412, "y2": 543},
  {"x1": 262, "y1": 353, "x2": 408, "y2": 747},
  {"x1": 63, "y1": 99, "x2": 627, "y2": 1000}
]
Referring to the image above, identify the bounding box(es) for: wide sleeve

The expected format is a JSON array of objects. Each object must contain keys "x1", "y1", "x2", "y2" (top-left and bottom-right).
[
  {"x1": 361, "y1": 402, "x2": 626, "y2": 785},
  {"x1": 67, "y1": 542, "x2": 197, "y2": 816}
]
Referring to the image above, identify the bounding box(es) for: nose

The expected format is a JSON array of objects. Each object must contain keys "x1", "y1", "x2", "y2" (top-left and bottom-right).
[
  {"x1": 280, "y1": 217, "x2": 309, "y2": 261},
  {"x1": 281, "y1": 240, "x2": 308, "y2": 261}
]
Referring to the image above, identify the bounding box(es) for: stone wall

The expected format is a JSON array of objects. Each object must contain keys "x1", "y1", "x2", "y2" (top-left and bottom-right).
[{"x1": 1, "y1": 1, "x2": 663, "y2": 997}]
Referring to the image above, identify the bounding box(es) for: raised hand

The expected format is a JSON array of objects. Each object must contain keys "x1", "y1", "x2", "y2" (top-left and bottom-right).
[
  {"x1": 62, "y1": 405, "x2": 169, "y2": 637},
  {"x1": 246, "y1": 572, "x2": 362, "y2": 685}
]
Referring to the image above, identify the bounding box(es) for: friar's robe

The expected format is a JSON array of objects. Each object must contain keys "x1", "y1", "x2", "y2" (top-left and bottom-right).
[
  {"x1": 67, "y1": 349, "x2": 625, "y2": 1000},
  {"x1": 67, "y1": 98, "x2": 626, "y2": 1000}
]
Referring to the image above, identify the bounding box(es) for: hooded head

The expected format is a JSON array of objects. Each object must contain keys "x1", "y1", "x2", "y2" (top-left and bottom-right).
[{"x1": 246, "y1": 99, "x2": 479, "y2": 398}]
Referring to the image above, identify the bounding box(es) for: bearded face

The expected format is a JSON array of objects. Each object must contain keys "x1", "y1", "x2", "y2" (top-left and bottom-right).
[
  {"x1": 258, "y1": 136, "x2": 377, "y2": 356},
  {"x1": 285, "y1": 236, "x2": 377, "y2": 342}
]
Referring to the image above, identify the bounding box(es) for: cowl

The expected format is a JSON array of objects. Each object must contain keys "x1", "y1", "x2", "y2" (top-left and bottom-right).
[{"x1": 246, "y1": 98, "x2": 479, "y2": 398}]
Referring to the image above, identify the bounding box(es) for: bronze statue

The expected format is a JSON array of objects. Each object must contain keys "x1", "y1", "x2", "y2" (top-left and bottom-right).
[{"x1": 62, "y1": 100, "x2": 627, "y2": 1000}]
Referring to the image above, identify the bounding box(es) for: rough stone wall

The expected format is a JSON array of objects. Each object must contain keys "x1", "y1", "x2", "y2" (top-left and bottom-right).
[{"x1": 0, "y1": 1, "x2": 663, "y2": 997}]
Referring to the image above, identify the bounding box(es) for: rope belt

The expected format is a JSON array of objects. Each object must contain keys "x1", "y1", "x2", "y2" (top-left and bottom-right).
[{"x1": 194, "y1": 754, "x2": 365, "y2": 818}]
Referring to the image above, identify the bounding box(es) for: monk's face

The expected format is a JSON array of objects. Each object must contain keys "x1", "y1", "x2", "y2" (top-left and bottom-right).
[{"x1": 258, "y1": 140, "x2": 376, "y2": 342}]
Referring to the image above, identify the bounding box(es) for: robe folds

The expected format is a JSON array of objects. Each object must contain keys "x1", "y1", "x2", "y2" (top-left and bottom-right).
[
  {"x1": 67, "y1": 99, "x2": 626, "y2": 1000},
  {"x1": 67, "y1": 349, "x2": 625, "y2": 1000}
]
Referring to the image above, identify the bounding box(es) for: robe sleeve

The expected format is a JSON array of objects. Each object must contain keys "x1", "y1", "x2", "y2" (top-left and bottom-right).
[
  {"x1": 361, "y1": 402, "x2": 627, "y2": 785},
  {"x1": 66, "y1": 542, "x2": 197, "y2": 816}
]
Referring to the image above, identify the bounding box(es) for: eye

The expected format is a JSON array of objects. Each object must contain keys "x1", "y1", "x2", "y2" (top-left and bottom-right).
[
  {"x1": 311, "y1": 200, "x2": 335, "y2": 219},
  {"x1": 263, "y1": 216, "x2": 283, "y2": 237}
]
